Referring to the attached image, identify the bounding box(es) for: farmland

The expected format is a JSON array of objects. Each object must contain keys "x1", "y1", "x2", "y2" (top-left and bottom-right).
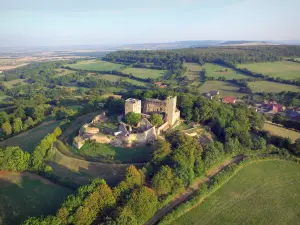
[
  {"x1": 174, "y1": 160, "x2": 300, "y2": 225},
  {"x1": 203, "y1": 63, "x2": 249, "y2": 80},
  {"x1": 263, "y1": 123, "x2": 300, "y2": 142},
  {"x1": 199, "y1": 81, "x2": 247, "y2": 97},
  {"x1": 99, "y1": 74, "x2": 147, "y2": 86},
  {"x1": 248, "y1": 81, "x2": 300, "y2": 93},
  {"x1": 54, "y1": 68, "x2": 74, "y2": 77},
  {"x1": 122, "y1": 67, "x2": 168, "y2": 79},
  {"x1": 3, "y1": 79, "x2": 27, "y2": 88},
  {"x1": 0, "y1": 171, "x2": 72, "y2": 225},
  {"x1": 237, "y1": 61, "x2": 300, "y2": 80},
  {"x1": 68, "y1": 60, "x2": 124, "y2": 71},
  {"x1": 184, "y1": 63, "x2": 203, "y2": 82},
  {"x1": 0, "y1": 119, "x2": 60, "y2": 153}
]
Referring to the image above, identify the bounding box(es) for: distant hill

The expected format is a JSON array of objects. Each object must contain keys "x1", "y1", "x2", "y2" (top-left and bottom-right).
[{"x1": 220, "y1": 41, "x2": 271, "y2": 46}]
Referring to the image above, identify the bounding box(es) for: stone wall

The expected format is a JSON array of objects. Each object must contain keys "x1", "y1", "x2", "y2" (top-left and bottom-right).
[{"x1": 124, "y1": 127, "x2": 157, "y2": 145}]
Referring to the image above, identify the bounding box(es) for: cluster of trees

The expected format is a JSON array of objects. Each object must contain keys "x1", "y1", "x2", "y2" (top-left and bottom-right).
[
  {"x1": 0, "y1": 96, "x2": 50, "y2": 138},
  {"x1": 0, "y1": 127, "x2": 61, "y2": 174},
  {"x1": 149, "y1": 114, "x2": 164, "y2": 126},
  {"x1": 52, "y1": 106, "x2": 76, "y2": 120},
  {"x1": 125, "y1": 112, "x2": 141, "y2": 126},
  {"x1": 272, "y1": 114, "x2": 300, "y2": 132}
]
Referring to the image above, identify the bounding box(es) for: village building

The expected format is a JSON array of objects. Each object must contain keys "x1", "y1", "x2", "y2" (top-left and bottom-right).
[{"x1": 222, "y1": 96, "x2": 237, "y2": 104}]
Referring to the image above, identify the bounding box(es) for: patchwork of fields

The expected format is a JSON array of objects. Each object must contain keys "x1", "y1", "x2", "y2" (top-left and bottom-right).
[
  {"x1": 237, "y1": 61, "x2": 300, "y2": 80},
  {"x1": 203, "y1": 63, "x2": 249, "y2": 80},
  {"x1": 0, "y1": 171, "x2": 72, "y2": 225},
  {"x1": 174, "y1": 160, "x2": 300, "y2": 225},
  {"x1": 99, "y1": 74, "x2": 147, "y2": 86},
  {"x1": 184, "y1": 63, "x2": 203, "y2": 82},
  {"x1": 199, "y1": 81, "x2": 248, "y2": 97},
  {"x1": 248, "y1": 81, "x2": 300, "y2": 93}
]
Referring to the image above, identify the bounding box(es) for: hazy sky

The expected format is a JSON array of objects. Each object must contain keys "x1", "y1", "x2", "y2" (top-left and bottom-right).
[{"x1": 1, "y1": 0, "x2": 300, "y2": 47}]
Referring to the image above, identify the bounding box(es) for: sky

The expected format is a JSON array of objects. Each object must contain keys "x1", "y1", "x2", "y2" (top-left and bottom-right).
[{"x1": 1, "y1": 0, "x2": 300, "y2": 47}]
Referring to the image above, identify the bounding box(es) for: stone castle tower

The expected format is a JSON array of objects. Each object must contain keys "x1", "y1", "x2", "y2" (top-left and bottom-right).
[
  {"x1": 165, "y1": 96, "x2": 179, "y2": 126},
  {"x1": 125, "y1": 98, "x2": 141, "y2": 115}
]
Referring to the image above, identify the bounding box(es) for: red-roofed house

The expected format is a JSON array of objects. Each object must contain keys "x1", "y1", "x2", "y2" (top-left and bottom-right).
[
  {"x1": 222, "y1": 96, "x2": 237, "y2": 104},
  {"x1": 155, "y1": 82, "x2": 167, "y2": 88}
]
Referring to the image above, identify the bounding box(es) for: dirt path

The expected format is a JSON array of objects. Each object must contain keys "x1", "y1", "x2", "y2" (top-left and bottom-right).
[{"x1": 144, "y1": 155, "x2": 244, "y2": 225}]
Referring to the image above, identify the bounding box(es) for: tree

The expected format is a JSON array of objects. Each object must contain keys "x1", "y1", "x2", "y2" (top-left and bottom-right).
[
  {"x1": 14, "y1": 107, "x2": 26, "y2": 119},
  {"x1": 2, "y1": 121, "x2": 12, "y2": 136},
  {"x1": 151, "y1": 166, "x2": 175, "y2": 196},
  {"x1": 149, "y1": 114, "x2": 164, "y2": 126},
  {"x1": 125, "y1": 112, "x2": 141, "y2": 126},
  {"x1": 0, "y1": 146, "x2": 30, "y2": 171},
  {"x1": 0, "y1": 112, "x2": 9, "y2": 126},
  {"x1": 53, "y1": 127, "x2": 62, "y2": 137},
  {"x1": 24, "y1": 117, "x2": 35, "y2": 129},
  {"x1": 13, "y1": 118, "x2": 23, "y2": 133},
  {"x1": 152, "y1": 140, "x2": 171, "y2": 164},
  {"x1": 33, "y1": 106, "x2": 45, "y2": 121}
]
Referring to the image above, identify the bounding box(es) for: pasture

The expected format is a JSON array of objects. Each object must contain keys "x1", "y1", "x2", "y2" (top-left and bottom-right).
[
  {"x1": 122, "y1": 67, "x2": 167, "y2": 79},
  {"x1": 248, "y1": 81, "x2": 300, "y2": 93},
  {"x1": 174, "y1": 160, "x2": 300, "y2": 225},
  {"x1": 203, "y1": 63, "x2": 249, "y2": 80},
  {"x1": 54, "y1": 68, "x2": 74, "y2": 77},
  {"x1": 0, "y1": 171, "x2": 72, "y2": 225},
  {"x1": 263, "y1": 122, "x2": 300, "y2": 142},
  {"x1": 184, "y1": 63, "x2": 203, "y2": 82},
  {"x1": 0, "y1": 119, "x2": 60, "y2": 153},
  {"x1": 99, "y1": 74, "x2": 147, "y2": 86},
  {"x1": 237, "y1": 61, "x2": 300, "y2": 80},
  {"x1": 3, "y1": 79, "x2": 27, "y2": 88},
  {"x1": 199, "y1": 81, "x2": 247, "y2": 97},
  {"x1": 69, "y1": 60, "x2": 124, "y2": 71},
  {"x1": 46, "y1": 142, "x2": 130, "y2": 186}
]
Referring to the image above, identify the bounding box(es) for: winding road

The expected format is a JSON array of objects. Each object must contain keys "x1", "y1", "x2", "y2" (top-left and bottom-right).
[{"x1": 144, "y1": 155, "x2": 244, "y2": 225}]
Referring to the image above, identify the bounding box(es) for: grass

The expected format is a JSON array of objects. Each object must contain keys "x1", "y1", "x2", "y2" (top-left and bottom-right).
[
  {"x1": 99, "y1": 74, "x2": 147, "y2": 86},
  {"x1": 68, "y1": 60, "x2": 124, "y2": 71},
  {"x1": 76, "y1": 142, "x2": 153, "y2": 163},
  {"x1": 184, "y1": 63, "x2": 203, "y2": 83},
  {"x1": 122, "y1": 67, "x2": 167, "y2": 79},
  {"x1": 0, "y1": 119, "x2": 60, "y2": 153},
  {"x1": 46, "y1": 142, "x2": 131, "y2": 186},
  {"x1": 54, "y1": 68, "x2": 74, "y2": 77},
  {"x1": 174, "y1": 160, "x2": 300, "y2": 225},
  {"x1": 199, "y1": 81, "x2": 248, "y2": 97},
  {"x1": 248, "y1": 81, "x2": 300, "y2": 93},
  {"x1": 237, "y1": 61, "x2": 300, "y2": 80},
  {"x1": 203, "y1": 63, "x2": 250, "y2": 80},
  {"x1": 0, "y1": 171, "x2": 72, "y2": 225},
  {"x1": 263, "y1": 123, "x2": 300, "y2": 142},
  {"x1": 3, "y1": 79, "x2": 27, "y2": 88}
]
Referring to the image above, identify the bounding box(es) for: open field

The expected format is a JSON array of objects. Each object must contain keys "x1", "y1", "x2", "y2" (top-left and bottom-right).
[
  {"x1": 3, "y1": 79, "x2": 27, "y2": 88},
  {"x1": 237, "y1": 61, "x2": 300, "y2": 80},
  {"x1": 54, "y1": 68, "x2": 74, "y2": 77},
  {"x1": 199, "y1": 81, "x2": 247, "y2": 97},
  {"x1": 174, "y1": 160, "x2": 300, "y2": 225},
  {"x1": 122, "y1": 67, "x2": 168, "y2": 79},
  {"x1": 46, "y1": 143, "x2": 132, "y2": 186},
  {"x1": 184, "y1": 63, "x2": 203, "y2": 82},
  {"x1": 248, "y1": 81, "x2": 300, "y2": 93},
  {"x1": 203, "y1": 63, "x2": 250, "y2": 80},
  {"x1": 0, "y1": 171, "x2": 72, "y2": 225},
  {"x1": 0, "y1": 119, "x2": 60, "y2": 153},
  {"x1": 263, "y1": 122, "x2": 300, "y2": 142},
  {"x1": 68, "y1": 60, "x2": 124, "y2": 71},
  {"x1": 99, "y1": 74, "x2": 147, "y2": 86}
]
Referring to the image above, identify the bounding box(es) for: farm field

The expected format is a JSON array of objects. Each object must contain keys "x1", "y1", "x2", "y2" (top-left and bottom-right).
[
  {"x1": 237, "y1": 61, "x2": 300, "y2": 80},
  {"x1": 0, "y1": 171, "x2": 72, "y2": 225},
  {"x1": 0, "y1": 119, "x2": 60, "y2": 153},
  {"x1": 184, "y1": 63, "x2": 203, "y2": 82},
  {"x1": 203, "y1": 63, "x2": 249, "y2": 80},
  {"x1": 199, "y1": 81, "x2": 247, "y2": 97},
  {"x1": 122, "y1": 67, "x2": 168, "y2": 79},
  {"x1": 68, "y1": 59, "x2": 124, "y2": 71},
  {"x1": 99, "y1": 74, "x2": 147, "y2": 86},
  {"x1": 46, "y1": 142, "x2": 131, "y2": 186},
  {"x1": 174, "y1": 160, "x2": 300, "y2": 225},
  {"x1": 248, "y1": 81, "x2": 300, "y2": 93},
  {"x1": 263, "y1": 123, "x2": 300, "y2": 142}
]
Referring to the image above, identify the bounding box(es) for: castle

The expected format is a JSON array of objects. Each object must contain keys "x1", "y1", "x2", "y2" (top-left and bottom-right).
[
  {"x1": 125, "y1": 96, "x2": 180, "y2": 127},
  {"x1": 73, "y1": 96, "x2": 180, "y2": 149}
]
